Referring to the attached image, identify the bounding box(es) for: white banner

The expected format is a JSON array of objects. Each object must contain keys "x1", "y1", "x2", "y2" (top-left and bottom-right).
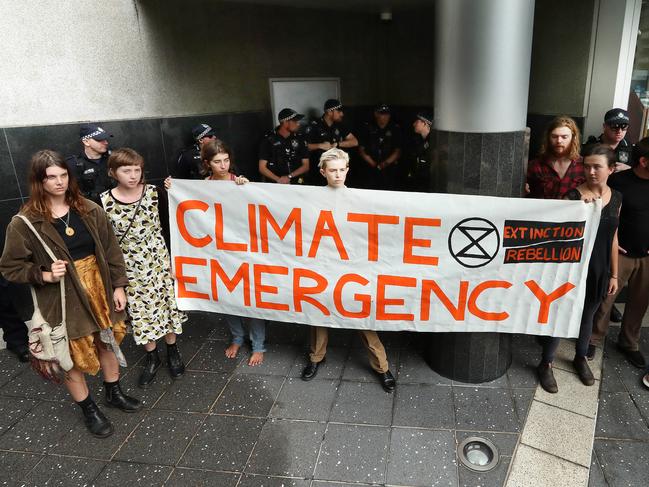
[{"x1": 169, "y1": 180, "x2": 601, "y2": 338}]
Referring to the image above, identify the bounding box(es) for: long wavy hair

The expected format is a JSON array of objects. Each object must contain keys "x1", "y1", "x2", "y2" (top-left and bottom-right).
[
  {"x1": 539, "y1": 116, "x2": 581, "y2": 161},
  {"x1": 22, "y1": 150, "x2": 88, "y2": 220},
  {"x1": 201, "y1": 139, "x2": 239, "y2": 177}
]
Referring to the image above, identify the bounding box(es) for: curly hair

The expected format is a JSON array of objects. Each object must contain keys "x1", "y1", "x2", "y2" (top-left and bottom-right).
[{"x1": 539, "y1": 116, "x2": 581, "y2": 161}]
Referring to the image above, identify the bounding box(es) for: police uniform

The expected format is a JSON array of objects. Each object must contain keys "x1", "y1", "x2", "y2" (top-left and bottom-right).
[
  {"x1": 259, "y1": 128, "x2": 309, "y2": 184},
  {"x1": 172, "y1": 144, "x2": 204, "y2": 179},
  {"x1": 305, "y1": 117, "x2": 351, "y2": 184},
  {"x1": 67, "y1": 151, "x2": 114, "y2": 204},
  {"x1": 359, "y1": 120, "x2": 402, "y2": 189},
  {"x1": 584, "y1": 135, "x2": 632, "y2": 165}
]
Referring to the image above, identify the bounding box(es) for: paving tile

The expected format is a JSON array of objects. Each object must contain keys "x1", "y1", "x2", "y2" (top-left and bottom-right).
[
  {"x1": 270, "y1": 378, "x2": 338, "y2": 421},
  {"x1": 0, "y1": 367, "x2": 69, "y2": 402},
  {"x1": 596, "y1": 391, "x2": 649, "y2": 440},
  {"x1": 505, "y1": 444, "x2": 588, "y2": 487},
  {"x1": 511, "y1": 388, "x2": 535, "y2": 425},
  {"x1": 20, "y1": 455, "x2": 106, "y2": 487},
  {"x1": 0, "y1": 401, "x2": 74, "y2": 452},
  {"x1": 0, "y1": 451, "x2": 42, "y2": 485},
  {"x1": 341, "y1": 349, "x2": 398, "y2": 382},
  {"x1": 521, "y1": 400, "x2": 594, "y2": 467},
  {"x1": 630, "y1": 391, "x2": 649, "y2": 423},
  {"x1": 116, "y1": 365, "x2": 175, "y2": 409},
  {"x1": 213, "y1": 374, "x2": 284, "y2": 417},
  {"x1": 239, "y1": 475, "x2": 310, "y2": 487},
  {"x1": 165, "y1": 468, "x2": 239, "y2": 486},
  {"x1": 118, "y1": 335, "x2": 146, "y2": 366},
  {"x1": 453, "y1": 373, "x2": 509, "y2": 388},
  {"x1": 182, "y1": 313, "x2": 221, "y2": 340},
  {"x1": 386, "y1": 428, "x2": 458, "y2": 486},
  {"x1": 113, "y1": 410, "x2": 205, "y2": 465},
  {"x1": 315, "y1": 423, "x2": 389, "y2": 484},
  {"x1": 397, "y1": 350, "x2": 451, "y2": 385},
  {"x1": 154, "y1": 371, "x2": 228, "y2": 412},
  {"x1": 455, "y1": 431, "x2": 519, "y2": 457},
  {"x1": 0, "y1": 352, "x2": 29, "y2": 388},
  {"x1": 187, "y1": 340, "x2": 244, "y2": 373},
  {"x1": 246, "y1": 419, "x2": 326, "y2": 477},
  {"x1": 55, "y1": 406, "x2": 145, "y2": 460},
  {"x1": 600, "y1": 360, "x2": 627, "y2": 393},
  {"x1": 459, "y1": 457, "x2": 511, "y2": 487},
  {"x1": 311, "y1": 482, "x2": 363, "y2": 487},
  {"x1": 595, "y1": 439, "x2": 649, "y2": 487},
  {"x1": 288, "y1": 347, "x2": 348, "y2": 380},
  {"x1": 392, "y1": 383, "x2": 455, "y2": 429},
  {"x1": 179, "y1": 415, "x2": 264, "y2": 470},
  {"x1": 92, "y1": 461, "x2": 172, "y2": 486},
  {"x1": 207, "y1": 314, "x2": 231, "y2": 340},
  {"x1": 588, "y1": 449, "x2": 607, "y2": 487},
  {"x1": 172, "y1": 335, "x2": 210, "y2": 364},
  {"x1": 234, "y1": 344, "x2": 301, "y2": 376},
  {"x1": 506, "y1": 335, "x2": 539, "y2": 389},
  {"x1": 0, "y1": 396, "x2": 37, "y2": 435},
  {"x1": 453, "y1": 387, "x2": 520, "y2": 432},
  {"x1": 612, "y1": 357, "x2": 648, "y2": 395},
  {"x1": 534, "y1": 367, "x2": 599, "y2": 418},
  {"x1": 329, "y1": 381, "x2": 394, "y2": 426}
]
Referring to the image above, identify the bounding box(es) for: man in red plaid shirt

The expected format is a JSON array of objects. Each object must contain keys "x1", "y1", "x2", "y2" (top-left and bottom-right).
[{"x1": 526, "y1": 116, "x2": 585, "y2": 199}]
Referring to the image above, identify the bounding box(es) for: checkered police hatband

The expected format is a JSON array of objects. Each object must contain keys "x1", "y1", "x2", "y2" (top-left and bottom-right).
[
  {"x1": 197, "y1": 127, "x2": 213, "y2": 140},
  {"x1": 81, "y1": 129, "x2": 106, "y2": 141},
  {"x1": 417, "y1": 115, "x2": 433, "y2": 125},
  {"x1": 279, "y1": 113, "x2": 298, "y2": 123},
  {"x1": 326, "y1": 104, "x2": 343, "y2": 111}
]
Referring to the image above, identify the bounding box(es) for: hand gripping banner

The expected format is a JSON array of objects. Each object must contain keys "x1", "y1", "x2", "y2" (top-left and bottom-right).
[{"x1": 169, "y1": 180, "x2": 601, "y2": 338}]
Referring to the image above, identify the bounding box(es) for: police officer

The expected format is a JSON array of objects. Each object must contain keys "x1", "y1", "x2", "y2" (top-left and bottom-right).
[
  {"x1": 405, "y1": 112, "x2": 442, "y2": 192},
  {"x1": 172, "y1": 123, "x2": 217, "y2": 179},
  {"x1": 67, "y1": 123, "x2": 114, "y2": 204},
  {"x1": 358, "y1": 104, "x2": 402, "y2": 189},
  {"x1": 585, "y1": 108, "x2": 633, "y2": 172},
  {"x1": 305, "y1": 99, "x2": 358, "y2": 184},
  {"x1": 258, "y1": 108, "x2": 309, "y2": 184}
]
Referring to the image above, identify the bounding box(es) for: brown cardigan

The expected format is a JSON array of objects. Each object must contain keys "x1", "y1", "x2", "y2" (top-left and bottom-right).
[{"x1": 0, "y1": 199, "x2": 128, "y2": 340}]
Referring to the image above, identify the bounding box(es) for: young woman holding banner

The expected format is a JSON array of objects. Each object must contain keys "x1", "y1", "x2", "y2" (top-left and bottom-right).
[
  {"x1": 165, "y1": 139, "x2": 266, "y2": 366},
  {"x1": 0, "y1": 150, "x2": 141, "y2": 438},
  {"x1": 102, "y1": 148, "x2": 187, "y2": 388},
  {"x1": 537, "y1": 144, "x2": 621, "y2": 393}
]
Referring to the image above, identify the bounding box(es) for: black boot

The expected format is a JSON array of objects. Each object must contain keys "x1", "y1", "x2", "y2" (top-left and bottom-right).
[
  {"x1": 138, "y1": 348, "x2": 162, "y2": 388},
  {"x1": 167, "y1": 343, "x2": 185, "y2": 379},
  {"x1": 77, "y1": 395, "x2": 113, "y2": 438},
  {"x1": 104, "y1": 380, "x2": 142, "y2": 412}
]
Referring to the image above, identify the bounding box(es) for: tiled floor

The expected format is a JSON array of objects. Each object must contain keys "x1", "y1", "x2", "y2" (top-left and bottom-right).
[{"x1": 0, "y1": 313, "x2": 536, "y2": 486}]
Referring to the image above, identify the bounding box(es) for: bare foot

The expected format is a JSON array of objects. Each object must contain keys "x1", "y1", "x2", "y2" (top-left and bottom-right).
[
  {"x1": 248, "y1": 351, "x2": 264, "y2": 366},
  {"x1": 225, "y1": 343, "x2": 240, "y2": 359}
]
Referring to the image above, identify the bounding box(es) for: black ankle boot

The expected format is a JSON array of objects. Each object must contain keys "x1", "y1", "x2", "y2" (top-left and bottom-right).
[
  {"x1": 78, "y1": 396, "x2": 113, "y2": 438},
  {"x1": 138, "y1": 348, "x2": 162, "y2": 388},
  {"x1": 167, "y1": 343, "x2": 185, "y2": 379},
  {"x1": 105, "y1": 380, "x2": 142, "y2": 412}
]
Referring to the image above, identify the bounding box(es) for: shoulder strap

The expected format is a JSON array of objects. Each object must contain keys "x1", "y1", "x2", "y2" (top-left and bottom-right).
[{"x1": 16, "y1": 215, "x2": 66, "y2": 323}]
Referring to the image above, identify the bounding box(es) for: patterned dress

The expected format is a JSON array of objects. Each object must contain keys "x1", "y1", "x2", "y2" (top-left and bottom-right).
[{"x1": 101, "y1": 185, "x2": 187, "y2": 345}]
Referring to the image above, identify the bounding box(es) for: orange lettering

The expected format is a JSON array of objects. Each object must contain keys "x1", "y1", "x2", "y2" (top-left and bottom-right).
[
  {"x1": 376, "y1": 275, "x2": 417, "y2": 321},
  {"x1": 420, "y1": 280, "x2": 468, "y2": 321},
  {"x1": 248, "y1": 204, "x2": 258, "y2": 253},
  {"x1": 293, "y1": 268, "x2": 330, "y2": 315},
  {"x1": 525, "y1": 280, "x2": 575, "y2": 324},
  {"x1": 347, "y1": 213, "x2": 399, "y2": 261},
  {"x1": 174, "y1": 256, "x2": 209, "y2": 299},
  {"x1": 253, "y1": 264, "x2": 289, "y2": 311},
  {"x1": 176, "y1": 200, "x2": 212, "y2": 248},
  {"x1": 210, "y1": 259, "x2": 251, "y2": 306},
  {"x1": 333, "y1": 274, "x2": 371, "y2": 318},
  {"x1": 403, "y1": 217, "x2": 440, "y2": 265},
  {"x1": 308, "y1": 211, "x2": 349, "y2": 259},
  {"x1": 259, "y1": 205, "x2": 303, "y2": 256},
  {"x1": 467, "y1": 280, "x2": 511, "y2": 321},
  {"x1": 214, "y1": 203, "x2": 247, "y2": 252}
]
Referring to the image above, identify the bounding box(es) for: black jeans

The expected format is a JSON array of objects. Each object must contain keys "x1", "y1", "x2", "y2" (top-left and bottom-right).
[{"x1": 0, "y1": 280, "x2": 28, "y2": 350}]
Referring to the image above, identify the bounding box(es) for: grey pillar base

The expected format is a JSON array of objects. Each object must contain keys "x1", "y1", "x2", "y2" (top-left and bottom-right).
[{"x1": 425, "y1": 129, "x2": 529, "y2": 383}]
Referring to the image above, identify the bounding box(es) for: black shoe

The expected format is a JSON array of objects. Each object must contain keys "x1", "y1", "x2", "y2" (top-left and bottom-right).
[
  {"x1": 79, "y1": 397, "x2": 113, "y2": 438},
  {"x1": 377, "y1": 370, "x2": 396, "y2": 393},
  {"x1": 7, "y1": 344, "x2": 30, "y2": 363},
  {"x1": 573, "y1": 357, "x2": 595, "y2": 386},
  {"x1": 167, "y1": 343, "x2": 185, "y2": 379},
  {"x1": 616, "y1": 344, "x2": 647, "y2": 369},
  {"x1": 610, "y1": 305, "x2": 623, "y2": 323},
  {"x1": 138, "y1": 349, "x2": 162, "y2": 388},
  {"x1": 301, "y1": 360, "x2": 323, "y2": 381},
  {"x1": 537, "y1": 363, "x2": 558, "y2": 393},
  {"x1": 105, "y1": 381, "x2": 142, "y2": 413},
  {"x1": 586, "y1": 344, "x2": 597, "y2": 361}
]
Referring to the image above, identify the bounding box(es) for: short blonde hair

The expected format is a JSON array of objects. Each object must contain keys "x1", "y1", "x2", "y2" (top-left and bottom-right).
[{"x1": 318, "y1": 148, "x2": 349, "y2": 170}]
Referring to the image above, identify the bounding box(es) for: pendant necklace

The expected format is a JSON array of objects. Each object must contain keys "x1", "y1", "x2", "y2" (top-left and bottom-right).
[{"x1": 57, "y1": 211, "x2": 75, "y2": 236}]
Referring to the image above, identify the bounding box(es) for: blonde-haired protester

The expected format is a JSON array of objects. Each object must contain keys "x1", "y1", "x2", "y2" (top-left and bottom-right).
[
  {"x1": 101, "y1": 148, "x2": 187, "y2": 388},
  {"x1": 300, "y1": 149, "x2": 397, "y2": 393},
  {"x1": 0, "y1": 150, "x2": 141, "y2": 438},
  {"x1": 165, "y1": 139, "x2": 266, "y2": 366}
]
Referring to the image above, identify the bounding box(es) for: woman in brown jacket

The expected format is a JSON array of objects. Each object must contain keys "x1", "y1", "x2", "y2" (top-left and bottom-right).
[{"x1": 0, "y1": 150, "x2": 141, "y2": 438}]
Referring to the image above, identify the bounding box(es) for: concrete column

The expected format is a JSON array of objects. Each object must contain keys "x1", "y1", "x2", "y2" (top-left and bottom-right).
[{"x1": 426, "y1": 0, "x2": 535, "y2": 383}]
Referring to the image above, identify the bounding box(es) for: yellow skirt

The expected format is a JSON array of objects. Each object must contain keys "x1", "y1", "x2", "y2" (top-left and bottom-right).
[{"x1": 68, "y1": 255, "x2": 127, "y2": 375}]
